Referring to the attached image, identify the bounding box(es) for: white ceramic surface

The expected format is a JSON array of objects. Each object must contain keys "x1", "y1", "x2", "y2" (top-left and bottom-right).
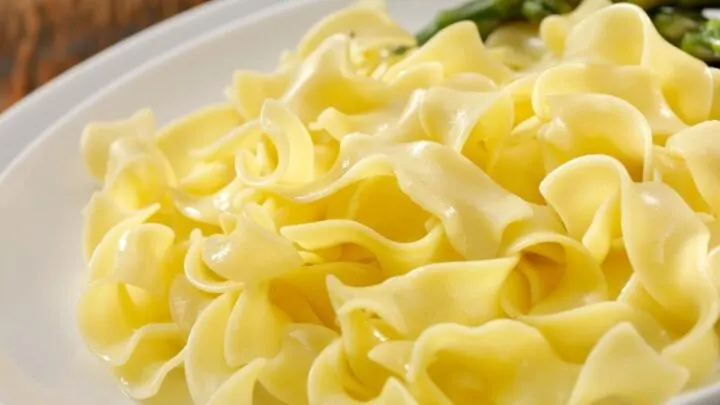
[{"x1": 0, "y1": 0, "x2": 718, "y2": 404}]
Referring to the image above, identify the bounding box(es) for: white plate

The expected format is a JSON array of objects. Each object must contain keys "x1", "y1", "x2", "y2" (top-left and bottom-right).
[{"x1": 0, "y1": 0, "x2": 718, "y2": 404}]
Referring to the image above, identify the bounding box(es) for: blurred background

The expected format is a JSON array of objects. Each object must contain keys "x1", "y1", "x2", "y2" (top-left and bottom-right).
[{"x1": 0, "y1": 0, "x2": 214, "y2": 112}]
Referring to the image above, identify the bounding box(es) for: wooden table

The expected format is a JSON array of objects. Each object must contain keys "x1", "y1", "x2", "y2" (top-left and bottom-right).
[{"x1": 0, "y1": 0, "x2": 212, "y2": 111}]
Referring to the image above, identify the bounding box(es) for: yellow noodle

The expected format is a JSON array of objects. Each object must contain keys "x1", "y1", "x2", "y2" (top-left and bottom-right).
[{"x1": 77, "y1": 1, "x2": 720, "y2": 404}]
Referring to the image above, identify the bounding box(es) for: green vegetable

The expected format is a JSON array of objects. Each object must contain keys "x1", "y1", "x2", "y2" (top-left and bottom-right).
[
  {"x1": 521, "y1": 0, "x2": 582, "y2": 21},
  {"x1": 415, "y1": 0, "x2": 525, "y2": 45},
  {"x1": 680, "y1": 18, "x2": 720, "y2": 62},
  {"x1": 652, "y1": 7, "x2": 705, "y2": 45}
]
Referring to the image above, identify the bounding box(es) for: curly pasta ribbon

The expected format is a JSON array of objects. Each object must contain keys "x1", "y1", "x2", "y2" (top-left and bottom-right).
[{"x1": 77, "y1": 1, "x2": 720, "y2": 404}]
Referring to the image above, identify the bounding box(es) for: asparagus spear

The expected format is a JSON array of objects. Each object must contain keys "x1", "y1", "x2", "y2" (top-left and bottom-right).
[
  {"x1": 415, "y1": 0, "x2": 525, "y2": 45},
  {"x1": 680, "y1": 18, "x2": 720, "y2": 62},
  {"x1": 521, "y1": 0, "x2": 582, "y2": 22},
  {"x1": 652, "y1": 6, "x2": 705, "y2": 45}
]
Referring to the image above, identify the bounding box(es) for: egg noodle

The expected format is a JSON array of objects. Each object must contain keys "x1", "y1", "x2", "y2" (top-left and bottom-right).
[{"x1": 78, "y1": 0, "x2": 720, "y2": 404}]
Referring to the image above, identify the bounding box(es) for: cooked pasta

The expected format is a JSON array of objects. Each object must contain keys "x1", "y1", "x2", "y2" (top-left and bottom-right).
[{"x1": 77, "y1": 1, "x2": 720, "y2": 404}]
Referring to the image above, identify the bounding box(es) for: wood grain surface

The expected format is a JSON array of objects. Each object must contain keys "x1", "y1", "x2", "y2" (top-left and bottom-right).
[{"x1": 0, "y1": 0, "x2": 212, "y2": 111}]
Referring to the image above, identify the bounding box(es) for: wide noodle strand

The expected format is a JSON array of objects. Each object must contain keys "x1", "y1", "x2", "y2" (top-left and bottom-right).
[{"x1": 78, "y1": 0, "x2": 720, "y2": 404}]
